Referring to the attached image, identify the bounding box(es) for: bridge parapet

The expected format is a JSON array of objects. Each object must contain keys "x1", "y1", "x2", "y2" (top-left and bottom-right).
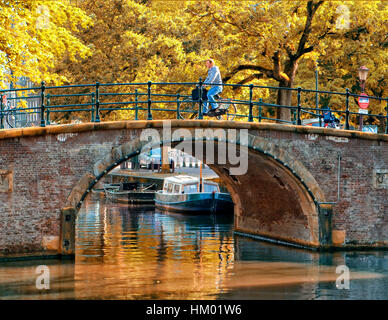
[{"x1": 1, "y1": 81, "x2": 387, "y2": 134}]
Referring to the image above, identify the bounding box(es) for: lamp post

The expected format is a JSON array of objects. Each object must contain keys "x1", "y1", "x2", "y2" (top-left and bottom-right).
[
  {"x1": 358, "y1": 66, "x2": 369, "y2": 131},
  {"x1": 315, "y1": 61, "x2": 321, "y2": 127}
]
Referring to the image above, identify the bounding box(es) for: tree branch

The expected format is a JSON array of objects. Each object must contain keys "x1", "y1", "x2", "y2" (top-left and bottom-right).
[
  {"x1": 272, "y1": 51, "x2": 282, "y2": 81},
  {"x1": 233, "y1": 73, "x2": 264, "y2": 88},
  {"x1": 211, "y1": 13, "x2": 259, "y2": 37},
  {"x1": 302, "y1": 46, "x2": 314, "y2": 54},
  {"x1": 223, "y1": 64, "x2": 274, "y2": 83},
  {"x1": 295, "y1": 1, "x2": 323, "y2": 59}
]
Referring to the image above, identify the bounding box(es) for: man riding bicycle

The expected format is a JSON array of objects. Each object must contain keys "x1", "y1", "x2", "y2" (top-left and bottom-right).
[{"x1": 202, "y1": 59, "x2": 223, "y2": 115}]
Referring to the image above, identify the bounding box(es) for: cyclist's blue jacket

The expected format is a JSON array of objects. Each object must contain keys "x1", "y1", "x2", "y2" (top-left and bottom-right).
[{"x1": 204, "y1": 66, "x2": 222, "y2": 90}]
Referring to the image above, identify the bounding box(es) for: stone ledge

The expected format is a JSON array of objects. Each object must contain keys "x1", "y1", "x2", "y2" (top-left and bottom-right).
[
  {"x1": 234, "y1": 226, "x2": 320, "y2": 249},
  {"x1": 0, "y1": 251, "x2": 65, "y2": 262},
  {"x1": 0, "y1": 120, "x2": 386, "y2": 142}
]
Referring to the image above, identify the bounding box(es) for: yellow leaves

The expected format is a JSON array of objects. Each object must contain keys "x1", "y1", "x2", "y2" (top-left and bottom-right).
[
  {"x1": 17, "y1": 100, "x2": 28, "y2": 110},
  {"x1": 0, "y1": 0, "x2": 92, "y2": 88},
  {"x1": 56, "y1": 0, "x2": 203, "y2": 87},
  {"x1": 2, "y1": 0, "x2": 385, "y2": 123}
]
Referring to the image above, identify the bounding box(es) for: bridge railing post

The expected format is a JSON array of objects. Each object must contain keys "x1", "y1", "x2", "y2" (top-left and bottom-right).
[
  {"x1": 90, "y1": 92, "x2": 95, "y2": 122},
  {"x1": 95, "y1": 82, "x2": 101, "y2": 123},
  {"x1": 40, "y1": 81, "x2": 46, "y2": 127},
  {"x1": 134, "y1": 89, "x2": 139, "y2": 120},
  {"x1": 46, "y1": 93, "x2": 51, "y2": 125},
  {"x1": 176, "y1": 94, "x2": 180, "y2": 119},
  {"x1": 198, "y1": 78, "x2": 203, "y2": 120},
  {"x1": 0, "y1": 93, "x2": 4, "y2": 129},
  {"x1": 258, "y1": 98, "x2": 262, "y2": 123},
  {"x1": 248, "y1": 84, "x2": 254, "y2": 122},
  {"x1": 297, "y1": 87, "x2": 302, "y2": 125},
  {"x1": 147, "y1": 81, "x2": 152, "y2": 120},
  {"x1": 345, "y1": 88, "x2": 350, "y2": 130}
]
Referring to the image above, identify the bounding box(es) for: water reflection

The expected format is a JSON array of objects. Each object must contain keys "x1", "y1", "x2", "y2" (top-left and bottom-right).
[
  {"x1": 0, "y1": 195, "x2": 387, "y2": 300},
  {"x1": 75, "y1": 198, "x2": 235, "y2": 299}
]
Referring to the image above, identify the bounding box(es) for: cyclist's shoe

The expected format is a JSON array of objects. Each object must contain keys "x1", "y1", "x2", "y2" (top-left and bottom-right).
[
  {"x1": 214, "y1": 108, "x2": 226, "y2": 116},
  {"x1": 206, "y1": 108, "x2": 216, "y2": 116}
]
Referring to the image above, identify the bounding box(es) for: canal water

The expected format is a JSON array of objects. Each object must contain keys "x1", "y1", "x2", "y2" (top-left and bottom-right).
[{"x1": 0, "y1": 194, "x2": 387, "y2": 300}]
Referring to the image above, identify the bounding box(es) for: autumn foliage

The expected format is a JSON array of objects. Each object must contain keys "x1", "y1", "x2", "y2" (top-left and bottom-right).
[{"x1": 1, "y1": 0, "x2": 387, "y2": 123}]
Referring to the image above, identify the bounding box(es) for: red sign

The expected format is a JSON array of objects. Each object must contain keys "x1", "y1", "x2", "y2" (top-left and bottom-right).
[
  {"x1": 358, "y1": 93, "x2": 369, "y2": 109},
  {"x1": 1, "y1": 95, "x2": 6, "y2": 105}
]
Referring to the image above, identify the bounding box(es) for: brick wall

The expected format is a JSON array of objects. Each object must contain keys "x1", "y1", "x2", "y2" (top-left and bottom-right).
[{"x1": 0, "y1": 121, "x2": 387, "y2": 257}]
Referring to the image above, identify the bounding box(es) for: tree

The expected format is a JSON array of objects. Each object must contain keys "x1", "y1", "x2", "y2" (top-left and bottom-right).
[
  {"x1": 186, "y1": 0, "x2": 388, "y2": 121},
  {"x1": 56, "y1": 0, "x2": 206, "y2": 86},
  {"x1": 52, "y1": 0, "x2": 207, "y2": 121},
  {"x1": 0, "y1": 0, "x2": 92, "y2": 88}
]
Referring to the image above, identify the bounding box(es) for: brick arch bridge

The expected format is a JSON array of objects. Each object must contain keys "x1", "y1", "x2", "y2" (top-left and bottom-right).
[{"x1": 0, "y1": 120, "x2": 387, "y2": 258}]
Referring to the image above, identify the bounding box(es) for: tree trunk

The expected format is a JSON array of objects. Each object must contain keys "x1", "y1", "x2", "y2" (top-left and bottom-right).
[
  {"x1": 276, "y1": 60, "x2": 298, "y2": 123},
  {"x1": 276, "y1": 82, "x2": 293, "y2": 122}
]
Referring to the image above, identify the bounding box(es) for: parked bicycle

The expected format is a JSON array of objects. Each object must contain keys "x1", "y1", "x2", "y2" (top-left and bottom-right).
[
  {"x1": 2, "y1": 102, "x2": 39, "y2": 128},
  {"x1": 321, "y1": 107, "x2": 341, "y2": 129},
  {"x1": 179, "y1": 87, "x2": 237, "y2": 120}
]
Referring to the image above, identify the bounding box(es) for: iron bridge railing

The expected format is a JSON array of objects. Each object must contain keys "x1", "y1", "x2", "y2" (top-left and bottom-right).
[{"x1": 0, "y1": 79, "x2": 387, "y2": 134}]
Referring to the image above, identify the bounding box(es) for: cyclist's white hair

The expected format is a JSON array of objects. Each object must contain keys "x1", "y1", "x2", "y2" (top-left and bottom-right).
[{"x1": 205, "y1": 59, "x2": 215, "y2": 65}]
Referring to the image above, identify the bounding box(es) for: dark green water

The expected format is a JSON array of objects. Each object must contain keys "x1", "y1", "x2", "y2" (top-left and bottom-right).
[{"x1": 0, "y1": 194, "x2": 387, "y2": 300}]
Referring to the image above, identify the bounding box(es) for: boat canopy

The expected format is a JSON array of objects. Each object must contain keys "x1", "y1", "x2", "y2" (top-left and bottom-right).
[{"x1": 163, "y1": 175, "x2": 199, "y2": 185}]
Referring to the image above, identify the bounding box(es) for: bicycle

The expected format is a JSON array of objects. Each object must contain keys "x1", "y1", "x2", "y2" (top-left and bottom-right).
[
  {"x1": 319, "y1": 112, "x2": 342, "y2": 129},
  {"x1": 2, "y1": 103, "x2": 40, "y2": 128},
  {"x1": 179, "y1": 87, "x2": 237, "y2": 121}
]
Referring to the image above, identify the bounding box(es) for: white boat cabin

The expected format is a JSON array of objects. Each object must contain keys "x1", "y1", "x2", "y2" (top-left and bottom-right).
[{"x1": 162, "y1": 175, "x2": 219, "y2": 194}]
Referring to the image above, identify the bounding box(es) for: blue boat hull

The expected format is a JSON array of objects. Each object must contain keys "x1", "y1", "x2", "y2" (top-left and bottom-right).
[{"x1": 155, "y1": 192, "x2": 233, "y2": 214}]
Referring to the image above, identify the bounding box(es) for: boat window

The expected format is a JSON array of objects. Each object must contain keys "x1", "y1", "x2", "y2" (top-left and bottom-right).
[
  {"x1": 184, "y1": 183, "x2": 198, "y2": 194},
  {"x1": 167, "y1": 183, "x2": 173, "y2": 193},
  {"x1": 204, "y1": 183, "x2": 218, "y2": 193},
  {"x1": 174, "y1": 184, "x2": 181, "y2": 194},
  {"x1": 163, "y1": 182, "x2": 168, "y2": 192}
]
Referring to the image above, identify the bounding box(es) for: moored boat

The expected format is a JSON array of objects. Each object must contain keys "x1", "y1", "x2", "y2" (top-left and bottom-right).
[
  {"x1": 104, "y1": 182, "x2": 157, "y2": 204},
  {"x1": 155, "y1": 175, "x2": 233, "y2": 214}
]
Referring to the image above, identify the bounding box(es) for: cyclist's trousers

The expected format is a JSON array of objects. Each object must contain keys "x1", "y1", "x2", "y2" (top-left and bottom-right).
[{"x1": 203, "y1": 86, "x2": 222, "y2": 112}]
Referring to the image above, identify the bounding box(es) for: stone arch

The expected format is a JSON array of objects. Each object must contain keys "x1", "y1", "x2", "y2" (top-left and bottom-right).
[{"x1": 64, "y1": 132, "x2": 329, "y2": 251}]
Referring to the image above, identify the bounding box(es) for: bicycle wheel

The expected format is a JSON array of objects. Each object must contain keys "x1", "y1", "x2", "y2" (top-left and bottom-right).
[
  {"x1": 216, "y1": 100, "x2": 237, "y2": 121},
  {"x1": 6, "y1": 111, "x2": 16, "y2": 128},
  {"x1": 6, "y1": 110, "x2": 29, "y2": 128},
  {"x1": 179, "y1": 98, "x2": 199, "y2": 120}
]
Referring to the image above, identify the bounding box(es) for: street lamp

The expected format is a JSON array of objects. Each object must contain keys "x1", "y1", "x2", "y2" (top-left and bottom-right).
[
  {"x1": 358, "y1": 66, "x2": 369, "y2": 92},
  {"x1": 358, "y1": 66, "x2": 369, "y2": 131}
]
